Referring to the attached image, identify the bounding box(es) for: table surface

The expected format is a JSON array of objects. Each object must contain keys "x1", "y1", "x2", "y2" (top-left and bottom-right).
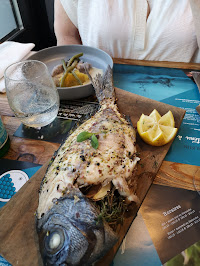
[
  {"x1": 1, "y1": 58, "x2": 200, "y2": 191},
  {"x1": 1, "y1": 57, "x2": 200, "y2": 266}
]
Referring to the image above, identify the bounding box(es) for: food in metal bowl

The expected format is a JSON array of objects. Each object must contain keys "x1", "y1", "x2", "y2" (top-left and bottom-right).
[{"x1": 52, "y1": 53, "x2": 103, "y2": 88}]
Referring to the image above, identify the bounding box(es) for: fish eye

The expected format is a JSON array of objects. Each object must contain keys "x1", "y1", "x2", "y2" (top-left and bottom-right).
[{"x1": 45, "y1": 229, "x2": 65, "y2": 254}]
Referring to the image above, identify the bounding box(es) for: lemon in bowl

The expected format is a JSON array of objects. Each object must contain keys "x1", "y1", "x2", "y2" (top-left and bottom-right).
[{"x1": 137, "y1": 109, "x2": 178, "y2": 146}]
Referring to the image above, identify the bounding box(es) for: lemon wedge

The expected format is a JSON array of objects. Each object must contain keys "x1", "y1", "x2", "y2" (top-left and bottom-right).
[{"x1": 137, "y1": 109, "x2": 178, "y2": 146}]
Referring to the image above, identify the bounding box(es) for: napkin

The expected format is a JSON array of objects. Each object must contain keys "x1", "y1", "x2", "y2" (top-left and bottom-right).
[{"x1": 0, "y1": 41, "x2": 35, "y2": 93}]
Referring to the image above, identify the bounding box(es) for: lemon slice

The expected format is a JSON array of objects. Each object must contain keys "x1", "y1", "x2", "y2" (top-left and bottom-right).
[
  {"x1": 149, "y1": 109, "x2": 161, "y2": 122},
  {"x1": 159, "y1": 110, "x2": 175, "y2": 127},
  {"x1": 137, "y1": 109, "x2": 178, "y2": 146}
]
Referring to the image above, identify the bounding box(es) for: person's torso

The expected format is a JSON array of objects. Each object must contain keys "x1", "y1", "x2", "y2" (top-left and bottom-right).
[{"x1": 76, "y1": 0, "x2": 198, "y2": 62}]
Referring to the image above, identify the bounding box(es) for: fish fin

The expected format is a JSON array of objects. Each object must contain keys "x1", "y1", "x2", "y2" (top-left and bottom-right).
[
  {"x1": 125, "y1": 115, "x2": 135, "y2": 128},
  {"x1": 85, "y1": 65, "x2": 115, "y2": 103},
  {"x1": 112, "y1": 176, "x2": 140, "y2": 205}
]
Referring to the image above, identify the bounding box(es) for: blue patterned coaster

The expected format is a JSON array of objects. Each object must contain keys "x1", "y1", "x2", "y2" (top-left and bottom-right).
[
  {"x1": 0, "y1": 171, "x2": 28, "y2": 202},
  {"x1": 0, "y1": 255, "x2": 12, "y2": 265}
]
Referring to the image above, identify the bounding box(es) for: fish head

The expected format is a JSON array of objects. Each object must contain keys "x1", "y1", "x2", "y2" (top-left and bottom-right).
[{"x1": 36, "y1": 188, "x2": 117, "y2": 266}]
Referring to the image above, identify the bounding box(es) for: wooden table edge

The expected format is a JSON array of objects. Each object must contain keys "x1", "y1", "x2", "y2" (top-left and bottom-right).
[{"x1": 113, "y1": 58, "x2": 200, "y2": 70}]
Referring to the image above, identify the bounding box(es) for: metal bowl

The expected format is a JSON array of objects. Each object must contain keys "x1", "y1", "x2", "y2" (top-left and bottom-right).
[{"x1": 27, "y1": 45, "x2": 113, "y2": 100}]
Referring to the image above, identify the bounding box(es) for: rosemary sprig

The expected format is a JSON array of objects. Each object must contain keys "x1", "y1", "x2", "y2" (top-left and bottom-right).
[{"x1": 93, "y1": 186, "x2": 128, "y2": 230}]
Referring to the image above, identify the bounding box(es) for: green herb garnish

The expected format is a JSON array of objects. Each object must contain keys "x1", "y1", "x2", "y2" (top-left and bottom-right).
[
  {"x1": 91, "y1": 134, "x2": 99, "y2": 149},
  {"x1": 77, "y1": 131, "x2": 99, "y2": 149},
  {"x1": 93, "y1": 185, "x2": 128, "y2": 230},
  {"x1": 77, "y1": 131, "x2": 93, "y2": 142}
]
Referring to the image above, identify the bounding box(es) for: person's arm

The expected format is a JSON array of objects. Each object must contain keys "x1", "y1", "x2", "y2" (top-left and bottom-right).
[{"x1": 54, "y1": 0, "x2": 82, "y2": 46}]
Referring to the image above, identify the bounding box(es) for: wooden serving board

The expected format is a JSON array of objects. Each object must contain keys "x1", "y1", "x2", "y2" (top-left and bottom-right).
[{"x1": 0, "y1": 88, "x2": 185, "y2": 266}]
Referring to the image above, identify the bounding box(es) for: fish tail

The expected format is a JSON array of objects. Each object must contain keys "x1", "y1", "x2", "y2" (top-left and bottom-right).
[{"x1": 86, "y1": 65, "x2": 115, "y2": 103}]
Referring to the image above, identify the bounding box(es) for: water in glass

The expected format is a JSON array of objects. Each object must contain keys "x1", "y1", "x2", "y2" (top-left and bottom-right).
[{"x1": 5, "y1": 60, "x2": 59, "y2": 128}]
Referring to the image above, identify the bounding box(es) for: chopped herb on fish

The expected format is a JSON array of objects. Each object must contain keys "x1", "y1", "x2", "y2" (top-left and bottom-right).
[
  {"x1": 91, "y1": 134, "x2": 99, "y2": 149},
  {"x1": 77, "y1": 131, "x2": 93, "y2": 142},
  {"x1": 77, "y1": 131, "x2": 99, "y2": 149}
]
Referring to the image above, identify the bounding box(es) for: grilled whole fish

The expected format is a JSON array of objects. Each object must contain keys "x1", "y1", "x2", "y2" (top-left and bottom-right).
[{"x1": 36, "y1": 66, "x2": 139, "y2": 265}]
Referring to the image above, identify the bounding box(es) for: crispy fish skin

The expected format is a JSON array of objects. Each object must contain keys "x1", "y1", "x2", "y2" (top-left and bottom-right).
[{"x1": 36, "y1": 66, "x2": 139, "y2": 265}]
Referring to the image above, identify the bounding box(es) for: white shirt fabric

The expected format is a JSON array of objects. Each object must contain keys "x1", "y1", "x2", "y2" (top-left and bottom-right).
[{"x1": 60, "y1": 0, "x2": 199, "y2": 63}]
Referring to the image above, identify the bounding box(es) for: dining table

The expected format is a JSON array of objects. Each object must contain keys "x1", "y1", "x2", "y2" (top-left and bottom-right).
[{"x1": 0, "y1": 56, "x2": 200, "y2": 266}]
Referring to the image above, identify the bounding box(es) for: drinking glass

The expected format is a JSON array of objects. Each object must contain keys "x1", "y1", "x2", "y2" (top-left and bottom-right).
[
  {"x1": 193, "y1": 168, "x2": 200, "y2": 196},
  {"x1": 4, "y1": 60, "x2": 59, "y2": 128}
]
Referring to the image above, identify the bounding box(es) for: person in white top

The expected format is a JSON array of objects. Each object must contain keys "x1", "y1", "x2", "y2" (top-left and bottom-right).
[{"x1": 54, "y1": 0, "x2": 200, "y2": 63}]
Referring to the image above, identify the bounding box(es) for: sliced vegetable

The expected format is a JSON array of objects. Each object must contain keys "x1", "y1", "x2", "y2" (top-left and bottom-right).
[
  {"x1": 60, "y1": 53, "x2": 84, "y2": 87},
  {"x1": 67, "y1": 53, "x2": 83, "y2": 67},
  {"x1": 61, "y1": 59, "x2": 67, "y2": 72},
  {"x1": 71, "y1": 70, "x2": 83, "y2": 85},
  {"x1": 92, "y1": 183, "x2": 111, "y2": 200},
  {"x1": 60, "y1": 59, "x2": 78, "y2": 87}
]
